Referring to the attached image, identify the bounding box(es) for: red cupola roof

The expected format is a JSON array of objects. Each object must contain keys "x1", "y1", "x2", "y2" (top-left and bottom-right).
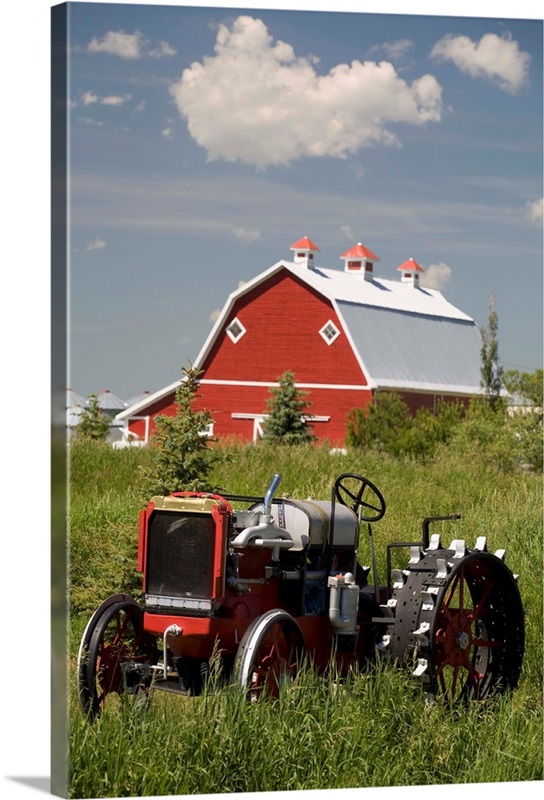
[
  {"x1": 397, "y1": 257, "x2": 424, "y2": 273},
  {"x1": 340, "y1": 242, "x2": 380, "y2": 262},
  {"x1": 290, "y1": 236, "x2": 320, "y2": 252}
]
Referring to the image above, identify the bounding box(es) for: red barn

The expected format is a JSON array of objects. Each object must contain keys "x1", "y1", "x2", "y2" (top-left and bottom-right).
[{"x1": 116, "y1": 237, "x2": 482, "y2": 446}]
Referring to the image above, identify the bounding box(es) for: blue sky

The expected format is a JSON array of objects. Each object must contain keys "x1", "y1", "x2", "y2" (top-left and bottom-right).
[
  {"x1": 64, "y1": 0, "x2": 543, "y2": 401},
  {"x1": 0, "y1": 2, "x2": 541, "y2": 797}
]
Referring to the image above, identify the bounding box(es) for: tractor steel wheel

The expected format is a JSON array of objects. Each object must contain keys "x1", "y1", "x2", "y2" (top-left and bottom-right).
[
  {"x1": 77, "y1": 595, "x2": 155, "y2": 718},
  {"x1": 235, "y1": 609, "x2": 305, "y2": 700},
  {"x1": 388, "y1": 538, "x2": 524, "y2": 705}
]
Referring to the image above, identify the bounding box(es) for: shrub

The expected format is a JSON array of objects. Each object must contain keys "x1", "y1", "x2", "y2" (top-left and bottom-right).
[
  {"x1": 139, "y1": 363, "x2": 218, "y2": 495},
  {"x1": 346, "y1": 392, "x2": 410, "y2": 456},
  {"x1": 346, "y1": 393, "x2": 464, "y2": 459},
  {"x1": 443, "y1": 397, "x2": 542, "y2": 473}
]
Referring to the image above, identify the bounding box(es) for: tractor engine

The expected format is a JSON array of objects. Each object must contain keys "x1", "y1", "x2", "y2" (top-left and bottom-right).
[{"x1": 137, "y1": 481, "x2": 364, "y2": 635}]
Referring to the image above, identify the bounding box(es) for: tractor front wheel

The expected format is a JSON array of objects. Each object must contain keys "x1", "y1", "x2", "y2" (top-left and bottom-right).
[
  {"x1": 234, "y1": 609, "x2": 305, "y2": 700},
  {"x1": 77, "y1": 595, "x2": 156, "y2": 719}
]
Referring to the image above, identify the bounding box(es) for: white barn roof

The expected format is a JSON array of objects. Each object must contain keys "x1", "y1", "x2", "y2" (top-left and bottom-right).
[{"x1": 291, "y1": 264, "x2": 473, "y2": 321}]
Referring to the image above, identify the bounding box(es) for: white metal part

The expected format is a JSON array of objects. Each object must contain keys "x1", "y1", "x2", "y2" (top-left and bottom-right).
[
  {"x1": 378, "y1": 635, "x2": 391, "y2": 650},
  {"x1": 163, "y1": 624, "x2": 182, "y2": 681},
  {"x1": 254, "y1": 537, "x2": 294, "y2": 549},
  {"x1": 428, "y1": 533, "x2": 442, "y2": 550},
  {"x1": 413, "y1": 622, "x2": 430, "y2": 646},
  {"x1": 409, "y1": 546, "x2": 422, "y2": 564},
  {"x1": 474, "y1": 536, "x2": 488, "y2": 551},
  {"x1": 436, "y1": 558, "x2": 449, "y2": 579},
  {"x1": 450, "y1": 539, "x2": 468, "y2": 558},
  {"x1": 494, "y1": 549, "x2": 506, "y2": 561},
  {"x1": 392, "y1": 569, "x2": 406, "y2": 589},
  {"x1": 421, "y1": 588, "x2": 438, "y2": 611},
  {"x1": 231, "y1": 513, "x2": 294, "y2": 549},
  {"x1": 328, "y1": 572, "x2": 359, "y2": 633},
  {"x1": 413, "y1": 658, "x2": 428, "y2": 676},
  {"x1": 146, "y1": 595, "x2": 212, "y2": 613}
]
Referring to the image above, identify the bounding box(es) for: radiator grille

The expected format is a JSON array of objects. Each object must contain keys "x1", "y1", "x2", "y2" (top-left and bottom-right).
[{"x1": 146, "y1": 511, "x2": 216, "y2": 601}]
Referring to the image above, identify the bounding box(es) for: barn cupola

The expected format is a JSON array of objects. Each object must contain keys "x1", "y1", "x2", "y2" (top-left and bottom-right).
[
  {"x1": 290, "y1": 236, "x2": 320, "y2": 269},
  {"x1": 397, "y1": 257, "x2": 424, "y2": 288},
  {"x1": 340, "y1": 242, "x2": 380, "y2": 281}
]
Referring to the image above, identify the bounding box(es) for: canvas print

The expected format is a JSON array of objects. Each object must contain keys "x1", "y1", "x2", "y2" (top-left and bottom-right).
[{"x1": 51, "y1": 1, "x2": 543, "y2": 798}]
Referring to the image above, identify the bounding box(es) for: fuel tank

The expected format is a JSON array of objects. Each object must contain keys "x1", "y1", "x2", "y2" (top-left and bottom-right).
[{"x1": 250, "y1": 498, "x2": 358, "y2": 551}]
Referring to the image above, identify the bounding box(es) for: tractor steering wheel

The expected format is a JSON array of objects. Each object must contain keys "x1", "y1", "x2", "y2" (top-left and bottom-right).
[{"x1": 334, "y1": 473, "x2": 386, "y2": 522}]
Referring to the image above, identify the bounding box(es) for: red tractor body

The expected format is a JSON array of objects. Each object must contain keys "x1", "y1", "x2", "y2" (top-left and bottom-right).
[{"x1": 78, "y1": 472, "x2": 525, "y2": 716}]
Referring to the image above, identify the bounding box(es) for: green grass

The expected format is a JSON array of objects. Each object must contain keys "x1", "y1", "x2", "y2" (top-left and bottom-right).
[{"x1": 67, "y1": 440, "x2": 543, "y2": 798}]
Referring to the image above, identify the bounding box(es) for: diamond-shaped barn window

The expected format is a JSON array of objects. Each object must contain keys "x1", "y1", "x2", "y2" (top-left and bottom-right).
[
  {"x1": 319, "y1": 320, "x2": 340, "y2": 346},
  {"x1": 226, "y1": 317, "x2": 246, "y2": 343}
]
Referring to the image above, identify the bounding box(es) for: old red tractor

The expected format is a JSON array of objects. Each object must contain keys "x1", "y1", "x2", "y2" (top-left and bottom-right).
[{"x1": 77, "y1": 472, "x2": 524, "y2": 716}]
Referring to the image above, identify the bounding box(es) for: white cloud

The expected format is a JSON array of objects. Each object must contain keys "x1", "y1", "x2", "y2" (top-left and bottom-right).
[
  {"x1": 88, "y1": 30, "x2": 144, "y2": 59},
  {"x1": 371, "y1": 38, "x2": 415, "y2": 62},
  {"x1": 88, "y1": 30, "x2": 176, "y2": 60},
  {"x1": 525, "y1": 198, "x2": 543, "y2": 227},
  {"x1": 81, "y1": 91, "x2": 132, "y2": 106},
  {"x1": 101, "y1": 94, "x2": 132, "y2": 107},
  {"x1": 81, "y1": 91, "x2": 98, "y2": 105},
  {"x1": 162, "y1": 126, "x2": 174, "y2": 139},
  {"x1": 170, "y1": 15, "x2": 443, "y2": 168},
  {"x1": 209, "y1": 309, "x2": 221, "y2": 322},
  {"x1": 419, "y1": 261, "x2": 452, "y2": 290},
  {"x1": 85, "y1": 238, "x2": 107, "y2": 251},
  {"x1": 430, "y1": 32, "x2": 530, "y2": 94},
  {"x1": 231, "y1": 227, "x2": 261, "y2": 242},
  {"x1": 149, "y1": 41, "x2": 178, "y2": 59},
  {"x1": 340, "y1": 225, "x2": 355, "y2": 240},
  {"x1": 77, "y1": 117, "x2": 104, "y2": 127}
]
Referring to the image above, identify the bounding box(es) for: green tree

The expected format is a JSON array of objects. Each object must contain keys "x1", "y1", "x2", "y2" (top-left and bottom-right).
[
  {"x1": 140, "y1": 363, "x2": 217, "y2": 495},
  {"x1": 346, "y1": 392, "x2": 412, "y2": 456},
  {"x1": 261, "y1": 371, "x2": 316, "y2": 445},
  {"x1": 76, "y1": 393, "x2": 111, "y2": 441},
  {"x1": 347, "y1": 393, "x2": 465, "y2": 459},
  {"x1": 503, "y1": 368, "x2": 543, "y2": 408},
  {"x1": 480, "y1": 294, "x2": 503, "y2": 409},
  {"x1": 402, "y1": 400, "x2": 464, "y2": 458}
]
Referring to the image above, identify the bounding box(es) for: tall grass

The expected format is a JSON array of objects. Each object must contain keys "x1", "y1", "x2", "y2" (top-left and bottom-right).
[{"x1": 68, "y1": 440, "x2": 543, "y2": 798}]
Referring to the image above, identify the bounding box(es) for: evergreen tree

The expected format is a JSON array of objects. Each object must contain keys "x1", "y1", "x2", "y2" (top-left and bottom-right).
[
  {"x1": 76, "y1": 393, "x2": 111, "y2": 441},
  {"x1": 480, "y1": 294, "x2": 503, "y2": 410},
  {"x1": 261, "y1": 371, "x2": 315, "y2": 445},
  {"x1": 140, "y1": 363, "x2": 217, "y2": 495}
]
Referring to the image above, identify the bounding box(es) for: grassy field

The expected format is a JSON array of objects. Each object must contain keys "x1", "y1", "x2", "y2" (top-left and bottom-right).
[{"x1": 68, "y1": 440, "x2": 543, "y2": 798}]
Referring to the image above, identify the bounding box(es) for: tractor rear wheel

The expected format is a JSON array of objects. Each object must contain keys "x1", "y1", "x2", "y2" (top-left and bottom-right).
[
  {"x1": 77, "y1": 595, "x2": 156, "y2": 718},
  {"x1": 388, "y1": 538, "x2": 524, "y2": 705},
  {"x1": 234, "y1": 609, "x2": 305, "y2": 700}
]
